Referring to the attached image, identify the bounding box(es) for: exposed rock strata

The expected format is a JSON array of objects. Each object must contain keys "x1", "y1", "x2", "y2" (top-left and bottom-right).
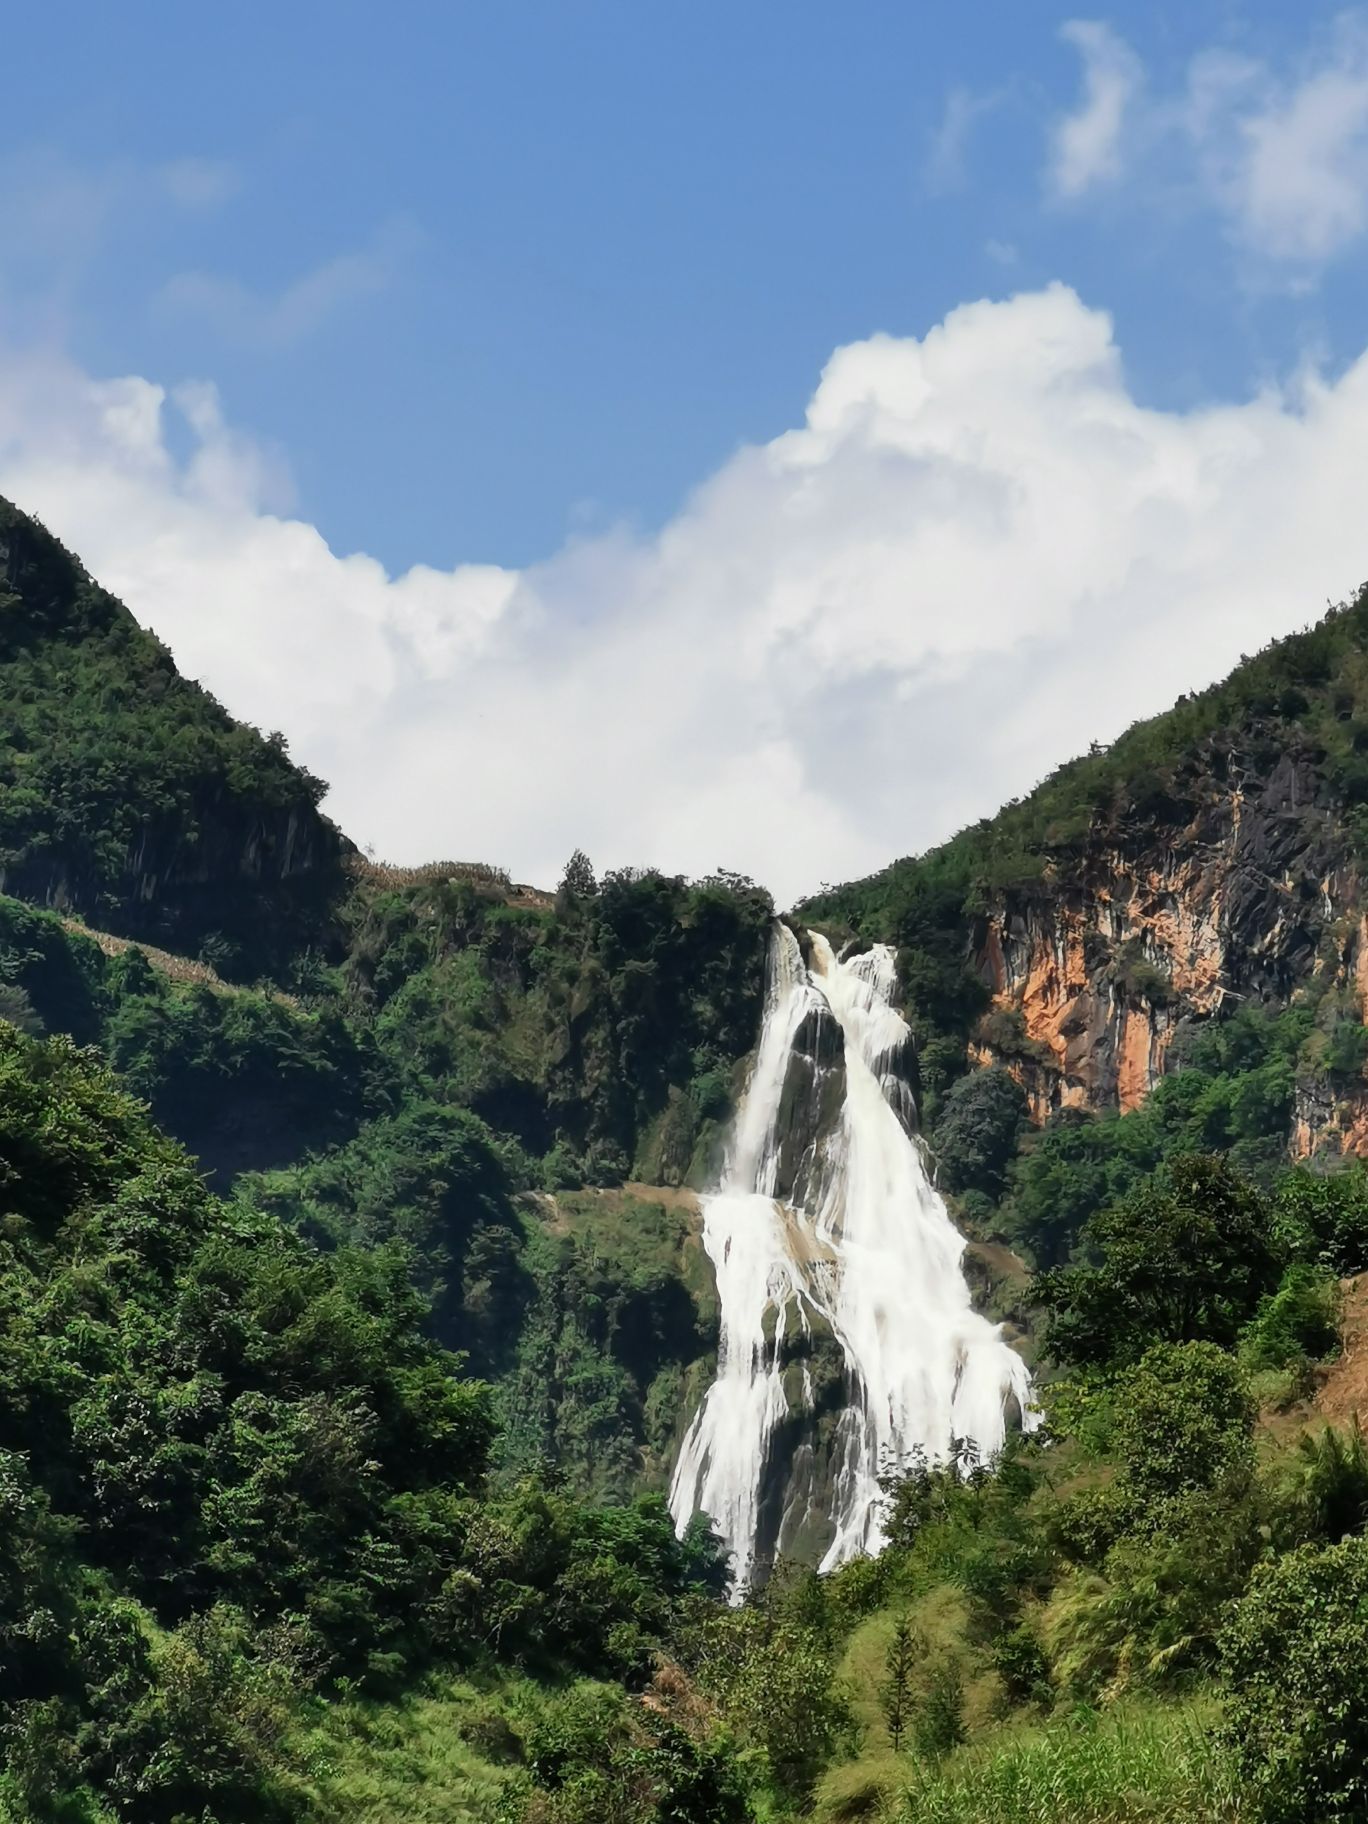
[{"x1": 969, "y1": 750, "x2": 1368, "y2": 1151}]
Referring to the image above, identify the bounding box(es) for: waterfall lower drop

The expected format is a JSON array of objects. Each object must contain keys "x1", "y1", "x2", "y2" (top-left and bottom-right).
[{"x1": 669, "y1": 923, "x2": 1034, "y2": 1594}]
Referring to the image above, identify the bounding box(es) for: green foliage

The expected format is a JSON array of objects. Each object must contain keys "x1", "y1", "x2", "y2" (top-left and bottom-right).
[
  {"x1": 1109, "y1": 939, "x2": 1173, "y2": 1008},
  {"x1": 242, "y1": 1100, "x2": 524, "y2": 1370},
  {"x1": 913, "y1": 1659, "x2": 968, "y2": 1761},
  {"x1": 880, "y1": 1612, "x2": 918, "y2": 1752},
  {"x1": 1110, "y1": 1343, "x2": 1255, "y2": 1511},
  {"x1": 1221, "y1": 1535, "x2": 1368, "y2": 1823},
  {"x1": 1322, "y1": 1015, "x2": 1368, "y2": 1079},
  {"x1": 493, "y1": 1192, "x2": 716, "y2": 1500},
  {"x1": 676, "y1": 1591, "x2": 852, "y2": 1807},
  {"x1": 0, "y1": 498, "x2": 348, "y2": 975},
  {"x1": 1271, "y1": 1165, "x2": 1368, "y2": 1276},
  {"x1": 999, "y1": 1107, "x2": 1163, "y2": 1269},
  {"x1": 1279, "y1": 1421, "x2": 1368, "y2": 1545},
  {"x1": 933, "y1": 1067, "x2": 1028, "y2": 1201},
  {"x1": 518, "y1": 1680, "x2": 751, "y2": 1824},
  {"x1": 343, "y1": 862, "x2": 771, "y2": 1181},
  {"x1": 0, "y1": 1024, "x2": 734, "y2": 1819},
  {"x1": 1238, "y1": 1265, "x2": 1341, "y2": 1372},
  {"x1": 897, "y1": 1702, "x2": 1240, "y2": 1823},
  {"x1": 1035, "y1": 1156, "x2": 1281, "y2": 1366}
]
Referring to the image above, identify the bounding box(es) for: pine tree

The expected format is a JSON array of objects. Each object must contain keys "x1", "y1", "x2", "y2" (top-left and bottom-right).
[
  {"x1": 914, "y1": 1659, "x2": 966, "y2": 1760},
  {"x1": 880, "y1": 1613, "x2": 920, "y2": 1753}
]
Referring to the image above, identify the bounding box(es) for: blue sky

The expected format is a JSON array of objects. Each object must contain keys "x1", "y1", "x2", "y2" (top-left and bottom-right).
[{"x1": 4, "y1": 3, "x2": 1368, "y2": 897}]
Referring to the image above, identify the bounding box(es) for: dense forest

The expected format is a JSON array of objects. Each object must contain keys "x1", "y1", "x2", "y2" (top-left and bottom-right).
[{"x1": 9, "y1": 496, "x2": 1368, "y2": 1819}]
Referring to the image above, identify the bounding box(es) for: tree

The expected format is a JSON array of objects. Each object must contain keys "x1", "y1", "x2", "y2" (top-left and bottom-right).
[
  {"x1": 557, "y1": 849, "x2": 599, "y2": 913},
  {"x1": 880, "y1": 1613, "x2": 919, "y2": 1752},
  {"x1": 1002, "y1": 1105, "x2": 1161, "y2": 1270},
  {"x1": 1112, "y1": 1341, "x2": 1255, "y2": 1510},
  {"x1": 1221, "y1": 1534, "x2": 1368, "y2": 1823},
  {"x1": 932, "y1": 1067, "x2": 1027, "y2": 1202},
  {"x1": 1034, "y1": 1155, "x2": 1281, "y2": 1367},
  {"x1": 1272, "y1": 1166, "x2": 1368, "y2": 1277},
  {"x1": 913, "y1": 1660, "x2": 966, "y2": 1761}
]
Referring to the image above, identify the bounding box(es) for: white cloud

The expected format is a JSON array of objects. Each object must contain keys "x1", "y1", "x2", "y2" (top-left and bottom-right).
[
  {"x1": 1048, "y1": 21, "x2": 1142, "y2": 197},
  {"x1": 3, "y1": 285, "x2": 1368, "y2": 904},
  {"x1": 1044, "y1": 14, "x2": 1368, "y2": 267},
  {"x1": 1224, "y1": 36, "x2": 1368, "y2": 261},
  {"x1": 925, "y1": 86, "x2": 1005, "y2": 194},
  {"x1": 158, "y1": 218, "x2": 417, "y2": 347}
]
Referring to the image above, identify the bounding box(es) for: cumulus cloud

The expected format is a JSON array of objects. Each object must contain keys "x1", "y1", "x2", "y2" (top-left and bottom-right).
[
  {"x1": 2, "y1": 285, "x2": 1368, "y2": 904},
  {"x1": 1048, "y1": 21, "x2": 1142, "y2": 197}
]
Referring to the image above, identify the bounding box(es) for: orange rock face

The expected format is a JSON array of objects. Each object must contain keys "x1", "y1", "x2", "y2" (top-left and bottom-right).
[{"x1": 962, "y1": 752, "x2": 1366, "y2": 1148}]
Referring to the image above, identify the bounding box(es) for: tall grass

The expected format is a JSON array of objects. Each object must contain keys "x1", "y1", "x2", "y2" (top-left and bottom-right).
[
  {"x1": 897, "y1": 1703, "x2": 1242, "y2": 1824},
  {"x1": 290, "y1": 1674, "x2": 525, "y2": 1823}
]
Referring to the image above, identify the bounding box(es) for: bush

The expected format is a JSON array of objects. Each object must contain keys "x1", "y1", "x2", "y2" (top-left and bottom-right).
[
  {"x1": 1239, "y1": 1266, "x2": 1341, "y2": 1372},
  {"x1": 1273, "y1": 1167, "x2": 1368, "y2": 1276},
  {"x1": 1035, "y1": 1156, "x2": 1281, "y2": 1367},
  {"x1": 1222, "y1": 1535, "x2": 1368, "y2": 1822},
  {"x1": 1112, "y1": 1342, "x2": 1255, "y2": 1510}
]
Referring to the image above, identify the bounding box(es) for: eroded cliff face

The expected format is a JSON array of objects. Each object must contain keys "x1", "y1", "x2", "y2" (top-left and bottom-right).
[{"x1": 969, "y1": 749, "x2": 1368, "y2": 1150}]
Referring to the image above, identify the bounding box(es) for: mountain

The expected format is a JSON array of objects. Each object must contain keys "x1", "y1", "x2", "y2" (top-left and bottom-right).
[
  {"x1": 0, "y1": 500, "x2": 351, "y2": 978},
  {"x1": 7, "y1": 493, "x2": 1368, "y2": 1822},
  {"x1": 804, "y1": 584, "x2": 1368, "y2": 1248}
]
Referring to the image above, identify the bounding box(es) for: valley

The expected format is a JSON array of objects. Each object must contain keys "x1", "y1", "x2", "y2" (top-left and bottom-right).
[{"x1": 5, "y1": 498, "x2": 1368, "y2": 1819}]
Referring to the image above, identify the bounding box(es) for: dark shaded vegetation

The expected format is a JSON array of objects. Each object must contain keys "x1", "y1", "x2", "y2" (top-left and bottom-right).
[
  {"x1": 0, "y1": 1026, "x2": 744, "y2": 1821},
  {"x1": 0, "y1": 500, "x2": 351, "y2": 978},
  {"x1": 0, "y1": 894, "x2": 380, "y2": 1181},
  {"x1": 0, "y1": 860, "x2": 767, "y2": 1498},
  {"x1": 340, "y1": 858, "x2": 772, "y2": 1182}
]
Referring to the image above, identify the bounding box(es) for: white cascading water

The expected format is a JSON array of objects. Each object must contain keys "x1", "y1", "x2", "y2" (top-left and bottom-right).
[{"x1": 670, "y1": 923, "x2": 1033, "y2": 1592}]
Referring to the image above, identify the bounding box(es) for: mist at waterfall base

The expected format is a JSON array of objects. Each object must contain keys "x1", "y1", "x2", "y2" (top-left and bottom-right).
[{"x1": 669, "y1": 925, "x2": 1034, "y2": 1593}]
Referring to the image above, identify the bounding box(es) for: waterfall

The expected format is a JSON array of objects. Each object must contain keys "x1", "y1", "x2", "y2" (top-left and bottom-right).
[{"x1": 669, "y1": 923, "x2": 1033, "y2": 1593}]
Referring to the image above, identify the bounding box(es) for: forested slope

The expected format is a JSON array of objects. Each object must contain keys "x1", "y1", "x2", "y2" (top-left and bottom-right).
[
  {"x1": 804, "y1": 582, "x2": 1368, "y2": 1273},
  {"x1": 10, "y1": 496, "x2": 1368, "y2": 1819},
  {"x1": 0, "y1": 500, "x2": 351, "y2": 979}
]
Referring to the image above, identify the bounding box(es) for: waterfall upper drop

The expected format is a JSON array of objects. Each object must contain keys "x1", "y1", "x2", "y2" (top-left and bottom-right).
[{"x1": 669, "y1": 922, "x2": 1033, "y2": 1591}]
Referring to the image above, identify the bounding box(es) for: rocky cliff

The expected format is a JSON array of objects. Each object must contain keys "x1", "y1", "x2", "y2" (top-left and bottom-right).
[
  {"x1": 805, "y1": 584, "x2": 1368, "y2": 1163},
  {"x1": 972, "y1": 747, "x2": 1355, "y2": 1126}
]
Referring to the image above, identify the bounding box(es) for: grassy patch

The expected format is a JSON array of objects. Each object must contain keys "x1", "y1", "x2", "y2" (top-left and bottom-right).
[
  {"x1": 893, "y1": 1701, "x2": 1240, "y2": 1824},
  {"x1": 291, "y1": 1671, "x2": 529, "y2": 1822}
]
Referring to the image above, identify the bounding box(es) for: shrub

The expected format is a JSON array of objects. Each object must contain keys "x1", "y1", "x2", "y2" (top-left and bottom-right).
[
  {"x1": 1035, "y1": 1156, "x2": 1280, "y2": 1367},
  {"x1": 1221, "y1": 1535, "x2": 1368, "y2": 1822},
  {"x1": 1272, "y1": 1167, "x2": 1368, "y2": 1276},
  {"x1": 1239, "y1": 1266, "x2": 1341, "y2": 1372}
]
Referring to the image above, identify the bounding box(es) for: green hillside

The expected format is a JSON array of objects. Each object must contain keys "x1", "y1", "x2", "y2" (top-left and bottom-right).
[
  {"x1": 0, "y1": 500, "x2": 350, "y2": 979},
  {"x1": 803, "y1": 580, "x2": 1368, "y2": 960},
  {"x1": 6, "y1": 494, "x2": 1368, "y2": 1820}
]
